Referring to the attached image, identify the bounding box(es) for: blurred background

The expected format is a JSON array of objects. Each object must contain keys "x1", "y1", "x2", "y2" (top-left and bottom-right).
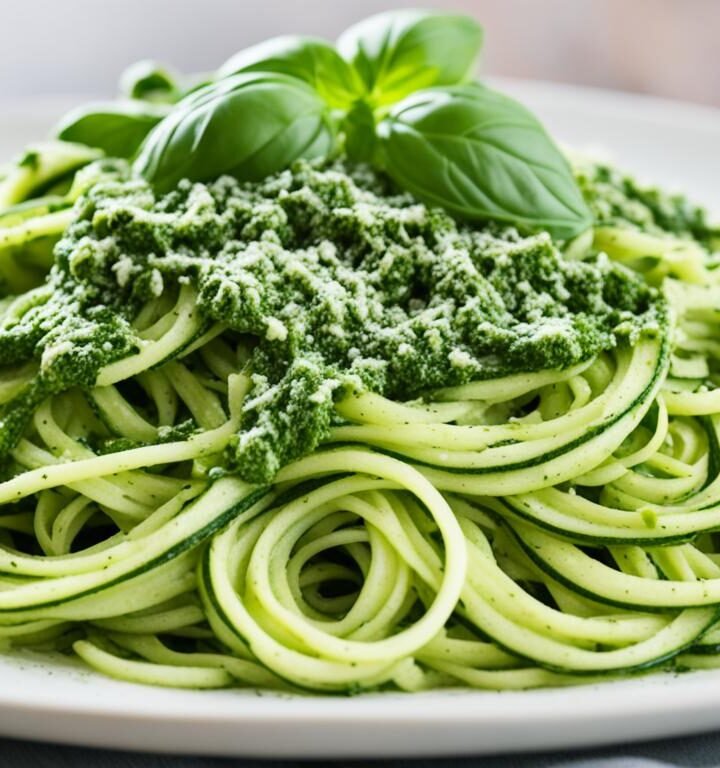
[{"x1": 1, "y1": 0, "x2": 718, "y2": 106}]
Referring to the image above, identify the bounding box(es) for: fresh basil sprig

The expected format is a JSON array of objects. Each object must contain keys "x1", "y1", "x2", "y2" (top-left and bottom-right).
[
  {"x1": 218, "y1": 36, "x2": 363, "y2": 110},
  {"x1": 134, "y1": 72, "x2": 336, "y2": 193},
  {"x1": 338, "y1": 10, "x2": 483, "y2": 107},
  {"x1": 56, "y1": 101, "x2": 170, "y2": 159},
  {"x1": 129, "y1": 9, "x2": 591, "y2": 239},
  {"x1": 377, "y1": 85, "x2": 592, "y2": 239}
]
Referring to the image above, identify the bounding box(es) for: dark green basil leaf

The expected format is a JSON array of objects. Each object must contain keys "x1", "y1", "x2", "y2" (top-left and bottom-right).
[
  {"x1": 56, "y1": 101, "x2": 170, "y2": 159},
  {"x1": 134, "y1": 73, "x2": 336, "y2": 193},
  {"x1": 120, "y1": 60, "x2": 181, "y2": 103},
  {"x1": 376, "y1": 85, "x2": 592, "y2": 240},
  {"x1": 218, "y1": 36, "x2": 363, "y2": 109},
  {"x1": 337, "y1": 10, "x2": 483, "y2": 106}
]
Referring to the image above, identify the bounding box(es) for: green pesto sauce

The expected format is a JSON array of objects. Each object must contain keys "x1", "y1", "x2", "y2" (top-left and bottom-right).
[
  {"x1": 576, "y1": 161, "x2": 719, "y2": 250},
  {"x1": 1, "y1": 160, "x2": 664, "y2": 481}
]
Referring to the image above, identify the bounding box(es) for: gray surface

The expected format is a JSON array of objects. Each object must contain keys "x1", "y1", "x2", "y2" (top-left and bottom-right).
[{"x1": 1, "y1": 732, "x2": 719, "y2": 767}]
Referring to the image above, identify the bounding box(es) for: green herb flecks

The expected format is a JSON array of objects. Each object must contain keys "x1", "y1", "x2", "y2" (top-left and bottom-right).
[{"x1": 577, "y1": 162, "x2": 720, "y2": 250}]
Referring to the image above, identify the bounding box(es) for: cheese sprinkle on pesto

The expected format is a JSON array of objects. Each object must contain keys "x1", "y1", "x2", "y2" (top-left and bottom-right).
[{"x1": 5, "y1": 160, "x2": 664, "y2": 481}]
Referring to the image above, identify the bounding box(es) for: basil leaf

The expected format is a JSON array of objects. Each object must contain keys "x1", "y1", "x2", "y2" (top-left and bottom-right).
[
  {"x1": 134, "y1": 73, "x2": 336, "y2": 193},
  {"x1": 337, "y1": 10, "x2": 483, "y2": 106},
  {"x1": 218, "y1": 36, "x2": 363, "y2": 109},
  {"x1": 376, "y1": 85, "x2": 592, "y2": 240},
  {"x1": 342, "y1": 100, "x2": 377, "y2": 163},
  {"x1": 120, "y1": 60, "x2": 181, "y2": 103},
  {"x1": 56, "y1": 101, "x2": 170, "y2": 159}
]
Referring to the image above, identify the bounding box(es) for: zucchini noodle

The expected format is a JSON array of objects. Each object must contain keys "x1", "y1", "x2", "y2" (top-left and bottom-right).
[{"x1": 0, "y1": 145, "x2": 719, "y2": 696}]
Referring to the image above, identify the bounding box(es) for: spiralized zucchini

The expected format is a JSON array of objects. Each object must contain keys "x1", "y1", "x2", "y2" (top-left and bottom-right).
[{"x1": 0, "y1": 152, "x2": 719, "y2": 695}]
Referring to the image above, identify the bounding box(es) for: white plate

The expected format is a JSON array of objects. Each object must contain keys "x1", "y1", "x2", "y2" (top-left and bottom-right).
[{"x1": 1, "y1": 80, "x2": 720, "y2": 759}]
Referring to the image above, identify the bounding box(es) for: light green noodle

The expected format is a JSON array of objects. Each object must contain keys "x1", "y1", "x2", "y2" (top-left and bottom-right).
[{"x1": 0, "y1": 143, "x2": 718, "y2": 694}]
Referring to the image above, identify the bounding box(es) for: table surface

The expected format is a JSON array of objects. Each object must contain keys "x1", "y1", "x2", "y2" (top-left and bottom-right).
[{"x1": 3, "y1": 731, "x2": 720, "y2": 768}]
